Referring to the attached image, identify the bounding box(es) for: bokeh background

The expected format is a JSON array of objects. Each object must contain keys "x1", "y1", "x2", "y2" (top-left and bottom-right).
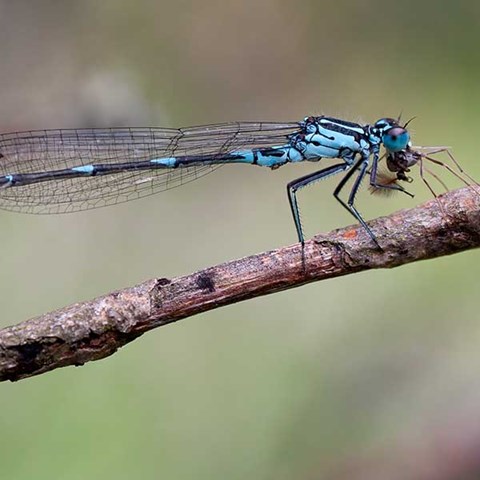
[{"x1": 0, "y1": 1, "x2": 479, "y2": 479}]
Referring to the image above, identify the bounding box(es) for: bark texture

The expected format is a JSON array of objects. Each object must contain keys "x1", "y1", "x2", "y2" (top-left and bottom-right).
[{"x1": 0, "y1": 187, "x2": 479, "y2": 381}]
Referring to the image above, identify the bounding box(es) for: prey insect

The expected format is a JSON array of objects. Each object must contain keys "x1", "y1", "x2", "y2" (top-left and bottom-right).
[{"x1": 370, "y1": 145, "x2": 479, "y2": 201}]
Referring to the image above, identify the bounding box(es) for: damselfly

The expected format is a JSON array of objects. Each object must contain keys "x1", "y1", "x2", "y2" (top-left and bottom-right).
[{"x1": 0, "y1": 116, "x2": 416, "y2": 247}]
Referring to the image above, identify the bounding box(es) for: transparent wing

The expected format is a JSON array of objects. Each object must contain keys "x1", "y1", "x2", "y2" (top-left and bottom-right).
[{"x1": 0, "y1": 122, "x2": 300, "y2": 214}]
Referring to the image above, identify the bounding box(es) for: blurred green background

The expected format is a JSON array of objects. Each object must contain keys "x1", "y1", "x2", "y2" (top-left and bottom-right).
[{"x1": 0, "y1": 1, "x2": 479, "y2": 479}]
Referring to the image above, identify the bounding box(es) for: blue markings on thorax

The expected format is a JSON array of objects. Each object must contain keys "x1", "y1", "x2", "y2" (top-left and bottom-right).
[
  {"x1": 72, "y1": 165, "x2": 95, "y2": 175},
  {"x1": 304, "y1": 116, "x2": 365, "y2": 136},
  {"x1": 150, "y1": 157, "x2": 177, "y2": 167},
  {"x1": 299, "y1": 128, "x2": 364, "y2": 162}
]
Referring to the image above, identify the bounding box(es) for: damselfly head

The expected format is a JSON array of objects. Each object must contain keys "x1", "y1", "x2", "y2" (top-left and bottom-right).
[{"x1": 373, "y1": 118, "x2": 410, "y2": 153}]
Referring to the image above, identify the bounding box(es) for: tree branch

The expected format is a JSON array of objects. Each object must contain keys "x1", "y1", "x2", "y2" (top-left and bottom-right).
[{"x1": 1, "y1": 186, "x2": 479, "y2": 382}]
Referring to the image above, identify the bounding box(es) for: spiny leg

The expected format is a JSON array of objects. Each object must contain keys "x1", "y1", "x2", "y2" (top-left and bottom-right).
[
  {"x1": 287, "y1": 163, "x2": 350, "y2": 245},
  {"x1": 418, "y1": 150, "x2": 480, "y2": 223},
  {"x1": 419, "y1": 156, "x2": 441, "y2": 199},
  {"x1": 444, "y1": 150, "x2": 480, "y2": 186},
  {"x1": 424, "y1": 153, "x2": 480, "y2": 195},
  {"x1": 416, "y1": 147, "x2": 479, "y2": 190},
  {"x1": 418, "y1": 156, "x2": 451, "y2": 219},
  {"x1": 333, "y1": 156, "x2": 381, "y2": 248},
  {"x1": 424, "y1": 166, "x2": 449, "y2": 192}
]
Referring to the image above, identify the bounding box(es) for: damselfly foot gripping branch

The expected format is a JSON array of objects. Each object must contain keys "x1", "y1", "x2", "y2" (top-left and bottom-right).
[{"x1": 0, "y1": 116, "x2": 426, "y2": 247}]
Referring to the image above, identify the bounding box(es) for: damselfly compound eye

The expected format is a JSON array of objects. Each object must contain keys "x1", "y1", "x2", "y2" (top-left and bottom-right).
[{"x1": 383, "y1": 127, "x2": 410, "y2": 153}]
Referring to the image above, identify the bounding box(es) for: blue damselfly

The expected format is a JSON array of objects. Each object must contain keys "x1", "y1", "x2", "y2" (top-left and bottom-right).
[{"x1": 0, "y1": 115, "x2": 466, "y2": 247}]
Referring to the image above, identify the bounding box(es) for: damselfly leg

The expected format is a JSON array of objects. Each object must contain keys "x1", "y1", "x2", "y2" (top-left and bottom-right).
[
  {"x1": 368, "y1": 152, "x2": 415, "y2": 198},
  {"x1": 287, "y1": 163, "x2": 350, "y2": 245},
  {"x1": 287, "y1": 157, "x2": 384, "y2": 249},
  {"x1": 333, "y1": 155, "x2": 382, "y2": 249}
]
